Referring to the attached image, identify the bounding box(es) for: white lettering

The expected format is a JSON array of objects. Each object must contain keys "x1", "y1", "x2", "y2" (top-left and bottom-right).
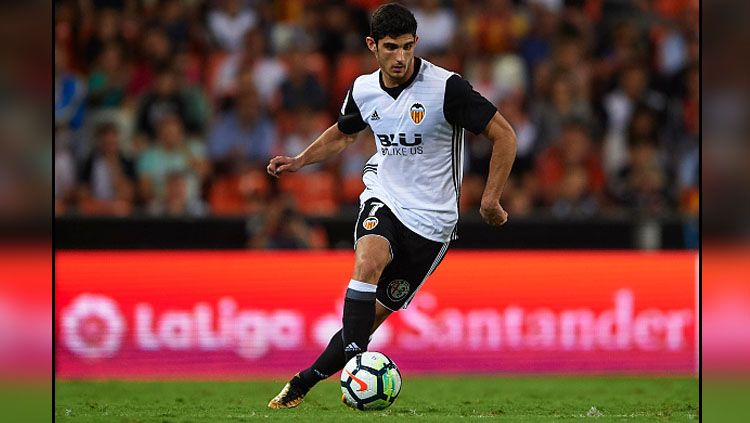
[
  {"x1": 159, "y1": 311, "x2": 193, "y2": 350},
  {"x1": 194, "y1": 303, "x2": 222, "y2": 349},
  {"x1": 525, "y1": 309, "x2": 556, "y2": 349},
  {"x1": 596, "y1": 289, "x2": 633, "y2": 350},
  {"x1": 269, "y1": 310, "x2": 304, "y2": 350},
  {"x1": 665, "y1": 311, "x2": 693, "y2": 351},
  {"x1": 134, "y1": 303, "x2": 159, "y2": 351},
  {"x1": 559, "y1": 309, "x2": 595, "y2": 351},
  {"x1": 235, "y1": 311, "x2": 268, "y2": 359},
  {"x1": 466, "y1": 310, "x2": 502, "y2": 350},
  {"x1": 399, "y1": 294, "x2": 436, "y2": 349},
  {"x1": 504, "y1": 306, "x2": 524, "y2": 349},
  {"x1": 434, "y1": 309, "x2": 464, "y2": 349},
  {"x1": 633, "y1": 310, "x2": 664, "y2": 351}
]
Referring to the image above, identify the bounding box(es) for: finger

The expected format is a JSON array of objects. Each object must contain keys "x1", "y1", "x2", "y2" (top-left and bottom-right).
[{"x1": 277, "y1": 163, "x2": 294, "y2": 173}]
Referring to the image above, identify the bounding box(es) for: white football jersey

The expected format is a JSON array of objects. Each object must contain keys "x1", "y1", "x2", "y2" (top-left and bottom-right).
[{"x1": 338, "y1": 58, "x2": 496, "y2": 243}]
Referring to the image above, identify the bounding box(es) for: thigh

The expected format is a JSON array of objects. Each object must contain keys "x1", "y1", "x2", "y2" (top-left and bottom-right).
[
  {"x1": 376, "y1": 227, "x2": 449, "y2": 311},
  {"x1": 354, "y1": 198, "x2": 399, "y2": 260}
]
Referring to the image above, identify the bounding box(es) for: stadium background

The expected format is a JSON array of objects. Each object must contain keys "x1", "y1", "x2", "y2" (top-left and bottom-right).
[{"x1": 54, "y1": 0, "x2": 698, "y2": 410}]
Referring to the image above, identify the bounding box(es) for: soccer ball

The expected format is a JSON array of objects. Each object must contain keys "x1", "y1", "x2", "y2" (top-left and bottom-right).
[{"x1": 340, "y1": 351, "x2": 401, "y2": 410}]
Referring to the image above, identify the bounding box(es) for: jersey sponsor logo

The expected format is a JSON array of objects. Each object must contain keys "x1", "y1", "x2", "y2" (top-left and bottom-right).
[
  {"x1": 362, "y1": 217, "x2": 379, "y2": 230},
  {"x1": 387, "y1": 279, "x2": 410, "y2": 301},
  {"x1": 345, "y1": 369, "x2": 368, "y2": 392},
  {"x1": 410, "y1": 103, "x2": 425, "y2": 125},
  {"x1": 375, "y1": 133, "x2": 424, "y2": 156}
]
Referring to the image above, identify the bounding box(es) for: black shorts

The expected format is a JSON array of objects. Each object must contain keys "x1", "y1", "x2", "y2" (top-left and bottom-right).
[{"x1": 354, "y1": 197, "x2": 450, "y2": 311}]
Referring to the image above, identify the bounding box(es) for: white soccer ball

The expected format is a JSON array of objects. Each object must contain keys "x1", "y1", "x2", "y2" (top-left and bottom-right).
[{"x1": 340, "y1": 351, "x2": 402, "y2": 410}]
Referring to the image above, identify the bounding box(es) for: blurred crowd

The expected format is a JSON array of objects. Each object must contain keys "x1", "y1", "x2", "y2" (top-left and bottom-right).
[{"x1": 54, "y1": 0, "x2": 699, "y2": 245}]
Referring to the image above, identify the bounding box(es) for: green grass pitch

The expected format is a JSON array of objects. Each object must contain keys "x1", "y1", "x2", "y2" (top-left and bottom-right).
[{"x1": 55, "y1": 376, "x2": 697, "y2": 421}]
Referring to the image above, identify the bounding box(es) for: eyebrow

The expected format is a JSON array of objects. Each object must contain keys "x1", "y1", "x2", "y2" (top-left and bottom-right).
[{"x1": 383, "y1": 41, "x2": 415, "y2": 49}]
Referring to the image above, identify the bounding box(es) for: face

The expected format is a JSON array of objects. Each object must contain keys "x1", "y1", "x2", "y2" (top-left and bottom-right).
[
  {"x1": 158, "y1": 116, "x2": 184, "y2": 149},
  {"x1": 367, "y1": 34, "x2": 418, "y2": 83},
  {"x1": 99, "y1": 128, "x2": 120, "y2": 154}
]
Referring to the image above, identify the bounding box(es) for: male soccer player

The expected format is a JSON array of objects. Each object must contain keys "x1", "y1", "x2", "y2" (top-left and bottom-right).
[{"x1": 266, "y1": 3, "x2": 516, "y2": 408}]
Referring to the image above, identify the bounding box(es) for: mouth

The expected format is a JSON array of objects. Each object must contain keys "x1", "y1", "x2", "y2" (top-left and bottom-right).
[{"x1": 392, "y1": 64, "x2": 405, "y2": 73}]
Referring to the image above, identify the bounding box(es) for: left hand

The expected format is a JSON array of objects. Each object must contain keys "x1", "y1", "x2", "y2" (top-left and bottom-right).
[{"x1": 479, "y1": 199, "x2": 508, "y2": 226}]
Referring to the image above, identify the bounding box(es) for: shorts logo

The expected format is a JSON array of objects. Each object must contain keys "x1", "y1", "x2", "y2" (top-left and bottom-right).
[
  {"x1": 410, "y1": 103, "x2": 425, "y2": 125},
  {"x1": 362, "y1": 217, "x2": 379, "y2": 230},
  {"x1": 387, "y1": 279, "x2": 410, "y2": 301}
]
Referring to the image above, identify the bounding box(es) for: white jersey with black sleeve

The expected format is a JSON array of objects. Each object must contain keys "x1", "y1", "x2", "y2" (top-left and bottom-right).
[{"x1": 337, "y1": 58, "x2": 497, "y2": 243}]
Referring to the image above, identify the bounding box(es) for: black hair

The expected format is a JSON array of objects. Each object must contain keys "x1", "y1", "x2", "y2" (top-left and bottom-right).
[{"x1": 370, "y1": 3, "x2": 417, "y2": 43}]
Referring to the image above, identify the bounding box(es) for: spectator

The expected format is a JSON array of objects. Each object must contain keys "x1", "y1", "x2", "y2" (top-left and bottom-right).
[
  {"x1": 499, "y1": 93, "x2": 537, "y2": 176},
  {"x1": 54, "y1": 1, "x2": 698, "y2": 221},
  {"x1": 316, "y1": 3, "x2": 360, "y2": 65},
  {"x1": 81, "y1": 7, "x2": 126, "y2": 68},
  {"x1": 151, "y1": 0, "x2": 190, "y2": 50},
  {"x1": 208, "y1": 0, "x2": 258, "y2": 52},
  {"x1": 55, "y1": 45, "x2": 86, "y2": 133},
  {"x1": 55, "y1": 129, "x2": 77, "y2": 214},
  {"x1": 135, "y1": 67, "x2": 196, "y2": 139},
  {"x1": 212, "y1": 28, "x2": 287, "y2": 104},
  {"x1": 148, "y1": 171, "x2": 207, "y2": 216},
  {"x1": 278, "y1": 49, "x2": 327, "y2": 112},
  {"x1": 87, "y1": 43, "x2": 129, "y2": 109},
  {"x1": 278, "y1": 110, "x2": 325, "y2": 172},
  {"x1": 248, "y1": 196, "x2": 327, "y2": 249},
  {"x1": 520, "y1": 4, "x2": 558, "y2": 74},
  {"x1": 77, "y1": 122, "x2": 136, "y2": 215},
  {"x1": 551, "y1": 165, "x2": 599, "y2": 218},
  {"x1": 536, "y1": 120, "x2": 604, "y2": 207},
  {"x1": 413, "y1": 0, "x2": 457, "y2": 55},
  {"x1": 127, "y1": 26, "x2": 173, "y2": 99},
  {"x1": 609, "y1": 138, "x2": 674, "y2": 215},
  {"x1": 463, "y1": 0, "x2": 528, "y2": 55},
  {"x1": 207, "y1": 88, "x2": 276, "y2": 168},
  {"x1": 602, "y1": 62, "x2": 666, "y2": 175},
  {"x1": 137, "y1": 114, "x2": 209, "y2": 211},
  {"x1": 532, "y1": 70, "x2": 592, "y2": 152},
  {"x1": 467, "y1": 56, "x2": 503, "y2": 105},
  {"x1": 173, "y1": 50, "x2": 211, "y2": 134}
]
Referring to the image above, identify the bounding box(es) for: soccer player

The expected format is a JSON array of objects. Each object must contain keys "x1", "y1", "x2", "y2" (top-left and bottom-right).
[{"x1": 266, "y1": 3, "x2": 516, "y2": 409}]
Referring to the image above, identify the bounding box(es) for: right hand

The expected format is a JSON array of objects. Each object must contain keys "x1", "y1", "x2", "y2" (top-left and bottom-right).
[
  {"x1": 479, "y1": 199, "x2": 509, "y2": 227},
  {"x1": 266, "y1": 155, "x2": 302, "y2": 178}
]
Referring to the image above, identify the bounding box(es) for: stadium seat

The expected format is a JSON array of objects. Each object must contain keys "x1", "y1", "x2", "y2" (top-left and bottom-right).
[
  {"x1": 278, "y1": 171, "x2": 339, "y2": 216},
  {"x1": 342, "y1": 174, "x2": 365, "y2": 206}
]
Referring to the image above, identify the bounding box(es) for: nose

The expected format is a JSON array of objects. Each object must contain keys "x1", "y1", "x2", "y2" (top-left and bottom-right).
[{"x1": 397, "y1": 48, "x2": 406, "y2": 62}]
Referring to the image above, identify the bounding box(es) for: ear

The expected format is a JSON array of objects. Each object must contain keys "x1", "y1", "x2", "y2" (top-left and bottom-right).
[{"x1": 366, "y1": 37, "x2": 377, "y2": 53}]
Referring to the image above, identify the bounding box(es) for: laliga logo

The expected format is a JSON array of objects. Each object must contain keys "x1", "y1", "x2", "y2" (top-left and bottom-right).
[{"x1": 61, "y1": 294, "x2": 126, "y2": 359}]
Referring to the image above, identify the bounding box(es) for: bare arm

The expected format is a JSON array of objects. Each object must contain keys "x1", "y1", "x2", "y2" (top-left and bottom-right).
[
  {"x1": 479, "y1": 111, "x2": 517, "y2": 226},
  {"x1": 267, "y1": 124, "x2": 358, "y2": 177}
]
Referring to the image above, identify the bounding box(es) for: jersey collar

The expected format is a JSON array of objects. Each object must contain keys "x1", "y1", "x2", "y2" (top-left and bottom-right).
[{"x1": 379, "y1": 57, "x2": 422, "y2": 100}]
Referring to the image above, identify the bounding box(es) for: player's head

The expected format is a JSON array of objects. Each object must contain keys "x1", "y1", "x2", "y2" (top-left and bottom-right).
[{"x1": 366, "y1": 3, "x2": 418, "y2": 83}]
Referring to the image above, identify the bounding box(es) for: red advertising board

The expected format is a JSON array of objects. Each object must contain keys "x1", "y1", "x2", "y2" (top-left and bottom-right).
[{"x1": 55, "y1": 251, "x2": 697, "y2": 378}]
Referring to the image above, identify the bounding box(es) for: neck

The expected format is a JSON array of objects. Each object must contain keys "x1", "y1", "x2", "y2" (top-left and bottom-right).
[{"x1": 382, "y1": 59, "x2": 414, "y2": 88}]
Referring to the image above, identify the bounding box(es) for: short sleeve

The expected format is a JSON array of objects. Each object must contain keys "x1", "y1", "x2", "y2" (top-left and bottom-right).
[
  {"x1": 336, "y1": 87, "x2": 368, "y2": 135},
  {"x1": 443, "y1": 74, "x2": 497, "y2": 135}
]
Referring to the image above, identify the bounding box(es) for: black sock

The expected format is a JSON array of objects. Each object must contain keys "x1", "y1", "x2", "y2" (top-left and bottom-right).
[
  {"x1": 297, "y1": 329, "x2": 345, "y2": 391},
  {"x1": 342, "y1": 280, "x2": 377, "y2": 362},
  {"x1": 295, "y1": 280, "x2": 376, "y2": 391}
]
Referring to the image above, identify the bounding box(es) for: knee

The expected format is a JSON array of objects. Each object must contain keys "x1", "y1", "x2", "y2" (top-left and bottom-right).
[{"x1": 353, "y1": 255, "x2": 388, "y2": 282}]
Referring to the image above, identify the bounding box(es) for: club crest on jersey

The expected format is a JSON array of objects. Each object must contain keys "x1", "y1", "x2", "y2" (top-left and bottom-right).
[
  {"x1": 362, "y1": 217, "x2": 379, "y2": 230},
  {"x1": 410, "y1": 103, "x2": 425, "y2": 125},
  {"x1": 387, "y1": 279, "x2": 410, "y2": 301}
]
